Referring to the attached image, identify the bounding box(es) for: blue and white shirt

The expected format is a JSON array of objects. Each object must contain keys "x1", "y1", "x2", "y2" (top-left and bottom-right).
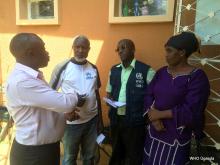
[{"x1": 50, "y1": 59, "x2": 101, "y2": 124}]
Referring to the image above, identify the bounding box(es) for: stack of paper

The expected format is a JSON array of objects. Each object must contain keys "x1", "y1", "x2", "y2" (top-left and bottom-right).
[
  {"x1": 96, "y1": 133, "x2": 105, "y2": 145},
  {"x1": 103, "y1": 97, "x2": 126, "y2": 108}
]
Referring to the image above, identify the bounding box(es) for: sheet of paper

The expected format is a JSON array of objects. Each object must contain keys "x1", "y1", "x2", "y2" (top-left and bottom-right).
[
  {"x1": 96, "y1": 133, "x2": 105, "y2": 145},
  {"x1": 114, "y1": 101, "x2": 126, "y2": 108},
  {"x1": 103, "y1": 97, "x2": 126, "y2": 108}
]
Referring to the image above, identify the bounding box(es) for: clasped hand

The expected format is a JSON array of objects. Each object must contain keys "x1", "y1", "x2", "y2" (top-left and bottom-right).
[
  {"x1": 65, "y1": 93, "x2": 87, "y2": 121},
  {"x1": 148, "y1": 106, "x2": 166, "y2": 132},
  {"x1": 65, "y1": 108, "x2": 80, "y2": 121},
  {"x1": 148, "y1": 106, "x2": 161, "y2": 121}
]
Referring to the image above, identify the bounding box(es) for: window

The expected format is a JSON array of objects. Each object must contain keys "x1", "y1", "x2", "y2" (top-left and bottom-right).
[
  {"x1": 109, "y1": 0, "x2": 175, "y2": 23},
  {"x1": 16, "y1": 0, "x2": 59, "y2": 25}
]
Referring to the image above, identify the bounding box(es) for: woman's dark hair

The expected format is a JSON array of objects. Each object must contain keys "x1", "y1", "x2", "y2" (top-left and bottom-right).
[{"x1": 165, "y1": 32, "x2": 199, "y2": 57}]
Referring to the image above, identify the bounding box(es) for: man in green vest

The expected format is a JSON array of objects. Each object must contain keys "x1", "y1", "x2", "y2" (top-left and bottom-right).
[{"x1": 106, "y1": 39, "x2": 155, "y2": 165}]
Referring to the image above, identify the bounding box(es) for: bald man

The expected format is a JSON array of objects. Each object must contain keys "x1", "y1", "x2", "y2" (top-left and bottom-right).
[
  {"x1": 50, "y1": 35, "x2": 103, "y2": 165},
  {"x1": 6, "y1": 33, "x2": 80, "y2": 165}
]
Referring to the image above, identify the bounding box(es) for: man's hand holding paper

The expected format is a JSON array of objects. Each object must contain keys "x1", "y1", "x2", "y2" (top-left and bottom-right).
[{"x1": 103, "y1": 97, "x2": 126, "y2": 108}]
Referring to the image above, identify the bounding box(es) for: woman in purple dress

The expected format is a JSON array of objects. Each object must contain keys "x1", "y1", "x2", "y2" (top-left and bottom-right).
[{"x1": 143, "y1": 32, "x2": 210, "y2": 165}]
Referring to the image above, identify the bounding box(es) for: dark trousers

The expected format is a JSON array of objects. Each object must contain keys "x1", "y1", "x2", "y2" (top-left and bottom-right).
[
  {"x1": 10, "y1": 139, "x2": 60, "y2": 165},
  {"x1": 109, "y1": 116, "x2": 145, "y2": 165}
]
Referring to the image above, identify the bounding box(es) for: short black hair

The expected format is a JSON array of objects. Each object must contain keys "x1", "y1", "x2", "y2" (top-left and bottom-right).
[{"x1": 117, "y1": 39, "x2": 135, "y2": 52}]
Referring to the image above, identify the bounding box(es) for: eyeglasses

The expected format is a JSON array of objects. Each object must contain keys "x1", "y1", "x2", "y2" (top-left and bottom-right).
[
  {"x1": 115, "y1": 45, "x2": 128, "y2": 52},
  {"x1": 73, "y1": 45, "x2": 89, "y2": 51}
]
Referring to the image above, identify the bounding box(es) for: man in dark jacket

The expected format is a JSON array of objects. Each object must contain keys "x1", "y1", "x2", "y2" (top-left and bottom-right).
[{"x1": 106, "y1": 39, "x2": 155, "y2": 165}]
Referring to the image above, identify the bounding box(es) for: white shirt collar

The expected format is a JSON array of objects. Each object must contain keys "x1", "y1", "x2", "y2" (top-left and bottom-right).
[{"x1": 15, "y1": 63, "x2": 39, "y2": 79}]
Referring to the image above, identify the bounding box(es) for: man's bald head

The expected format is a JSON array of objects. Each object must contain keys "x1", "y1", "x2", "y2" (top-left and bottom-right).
[
  {"x1": 10, "y1": 33, "x2": 42, "y2": 58},
  {"x1": 9, "y1": 33, "x2": 49, "y2": 69},
  {"x1": 72, "y1": 35, "x2": 90, "y2": 62},
  {"x1": 73, "y1": 35, "x2": 90, "y2": 47}
]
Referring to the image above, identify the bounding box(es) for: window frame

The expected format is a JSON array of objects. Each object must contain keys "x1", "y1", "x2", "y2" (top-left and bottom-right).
[
  {"x1": 15, "y1": 0, "x2": 59, "y2": 26},
  {"x1": 109, "y1": 0, "x2": 175, "y2": 23}
]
